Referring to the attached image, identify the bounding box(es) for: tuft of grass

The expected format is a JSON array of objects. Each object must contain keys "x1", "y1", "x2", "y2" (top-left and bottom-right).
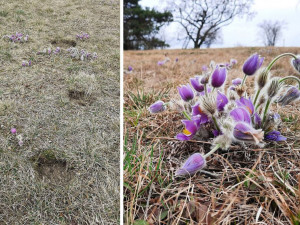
[{"x1": 0, "y1": 10, "x2": 9, "y2": 17}]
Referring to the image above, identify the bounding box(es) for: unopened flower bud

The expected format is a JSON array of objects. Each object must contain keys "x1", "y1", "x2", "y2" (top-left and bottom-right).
[
  {"x1": 175, "y1": 153, "x2": 206, "y2": 176},
  {"x1": 267, "y1": 78, "x2": 282, "y2": 98},
  {"x1": 148, "y1": 100, "x2": 166, "y2": 113},
  {"x1": 291, "y1": 56, "x2": 300, "y2": 73},
  {"x1": 256, "y1": 67, "x2": 270, "y2": 89}
]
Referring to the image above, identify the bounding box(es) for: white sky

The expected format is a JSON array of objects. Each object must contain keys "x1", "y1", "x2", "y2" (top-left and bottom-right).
[{"x1": 140, "y1": 0, "x2": 300, "y2": 49}]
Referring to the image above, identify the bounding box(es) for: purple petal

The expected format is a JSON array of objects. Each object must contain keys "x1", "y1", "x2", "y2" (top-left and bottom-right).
[
  {"x1": 217, "y1": 91, "x2": 228, "y2": 111},
  {"x1": 175, "y1": 153, "x2": 206, "y2": 176},
  {"x1": 230, "y1": 107, "x2": 251, "y2": 124}
]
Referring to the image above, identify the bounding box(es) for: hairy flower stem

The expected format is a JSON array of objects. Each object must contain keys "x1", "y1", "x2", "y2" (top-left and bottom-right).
[
  {"x1": 204, "y1": 84, "x2": 208, "y2": 95},
  {"x1": 183, "y1": 111, "x2": 191, "y2": 120},
  {"x1": 262, "y1": 98, "x2": 272, "y2": 126},
  {"x1": 266, "y1": 53, "x2": 298, "y2": 72},
  {"x1": 253, "y1": 89, "x2": 261, "y2": 106},
  {"x1": 212, "y1": 116, "x2": 221, "y2": 132},
  {"x1": 279, "y1": 76, "x2": 300, "y2": 90},
  {"x1": 241, "y1": 74, "x2": 247, "y2": 86},
  {"x1": 204, "y1": 144, "x2": 220, "y2": 158}
]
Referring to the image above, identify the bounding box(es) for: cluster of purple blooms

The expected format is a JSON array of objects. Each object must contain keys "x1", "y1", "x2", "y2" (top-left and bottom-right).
[
  {"x1": 37, "y1": 47, "x2": 61, "y2": 55},
  {"x1": 10, "y1": 128, "x2": 23, "y2": 146},
  {"x1": 4, "y1": 32, "x2": 28, "y2": 43},
  {"x1": 67, "y1": 47, "x2": 98, "y2": 61},
  {"x1": 149, "y1": 52, "x2": 300, "y2": 177},
  {"x1": 22, "y1": 60, "x2": 32, "y2": 67},
  {"x1": 76, "y1": 32, "x2": 89, "y2": 40}
]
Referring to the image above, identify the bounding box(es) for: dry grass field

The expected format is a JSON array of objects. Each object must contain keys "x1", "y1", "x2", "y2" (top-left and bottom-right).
[
  {"x1": 0, "y1": 0, "x2": 119, "y2": 224},
  {"x1": 124, "y1": 47, "x2": 300, "y2": 224}
]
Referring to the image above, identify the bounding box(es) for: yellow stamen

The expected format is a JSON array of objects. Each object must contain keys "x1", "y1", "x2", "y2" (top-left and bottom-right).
[
  {"x1": 183, "y1": 128, "x2": 192, "y2": 136},
  {"x1": 246, "y1": 106, "x2": 252, "y2": 114},
  {"x1": 198, "y1": 106, "x2": 203, "y2": 114}
]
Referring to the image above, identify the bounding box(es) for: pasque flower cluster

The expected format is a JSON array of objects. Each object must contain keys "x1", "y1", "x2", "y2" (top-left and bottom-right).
[
  {"x1": 67, "y1": 47, "x2": 98, "y2": 61},
  {"x1": 4, "y1": 32, "x2": 29, "y2": 43},
  {"x1": 149, "y1": 53, "x2": 300, "y2": 176}
]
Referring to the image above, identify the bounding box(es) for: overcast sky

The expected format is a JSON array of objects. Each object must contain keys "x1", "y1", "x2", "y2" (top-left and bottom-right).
[{"x1": 140, "y1": 0, "x2": 300, "y2": 49}]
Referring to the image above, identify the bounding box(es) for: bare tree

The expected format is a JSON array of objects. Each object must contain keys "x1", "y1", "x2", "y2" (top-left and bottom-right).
[
  {"x1": 170, "y1": 0, "x2": 255, "y2": 49},
  {"x1": 258, "y1": 20, "x2": 286, "y2": 46}
]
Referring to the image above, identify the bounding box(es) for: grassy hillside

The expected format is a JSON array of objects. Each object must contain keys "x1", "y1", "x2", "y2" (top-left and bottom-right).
[
  {"x1": 124, "y1": 47, "x2": 300, "y2": 224},
  {"x1": 0, "y1": 0, "x2": 119, "y2": 224}
]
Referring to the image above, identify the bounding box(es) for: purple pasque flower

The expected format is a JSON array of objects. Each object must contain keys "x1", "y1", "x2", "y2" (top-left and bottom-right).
[
  {"x1": 291, "y1": 56, "x2": 300, "y2": 73},
  {"x1": 230, "y1": 107, "x2": 251, "y2": 124},
  {"x1": 148, "y1": 100, "x2": 166, "y2": 113},
  {"x1": 175, "y1": 153, "x2": 206, "y2": 176},
  {"x1": 278, "y1": 86, "x2": 300, "y2": 106},
  {"x1": 232, "y1": 78, "x2": 242, "y2": 86},
  {"x1": 265, "y1": 130, "x2": 287, "y2": 142},
  {"x1": 190, "y1": 76, "x2": 204, "y2": 92},
  {"x1": 233, "y1": 122, "x2": 264, "y2": 144},
  {"x1": 11, "y1": 128, "x2": 17, "y2": 134},
  {"x1": 202, "y1": 65, "x2": 208, "y2": 72},
  {"x1": 230, "y1": 59, "x2": 237, "y2": 66},
  {"x1": 243, "y1": 53, "x2": 264, "y2": 76},
  {"x1": 54, "y1": 47, "x2": 61, "y2": 54},
  {"x1": 176, "y1": 119, "x2": 198, "y2": 141},
  {"x1": 236, "y1": 97, "x2": 254, "y2": 115},
  {"x1": 175, "y1": 58, "x2": 179, "y2": 62},
  {"x1": 22, "y1": 61, "x2": 27, "y2": 67},
  {"x1": 157, "y1": 61, "x2": 164, "y2": 66},
  {"x1": 128, "y1": 66, "x2": 133, "y2": 71},
  {"x1": 216, "y1": 91, "x2": 228, "y2": 111},
  {"x1": 211, "y1": 65, "x2": 227, "y2": 88},
  {"x1": 177, "y1": 84, "x2": 194, "y2": 102}
]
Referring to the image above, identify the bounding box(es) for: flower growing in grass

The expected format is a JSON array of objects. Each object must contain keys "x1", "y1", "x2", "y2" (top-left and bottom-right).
[
  {"x1": 67, "y1": 47, "x2": 97, "y2": 61},
  {"x1": 243, "y1": 53, "x2": 264, "y2": 76},
  {"x1": 157, "y1": 61, "x2": 164, "y2": 66},
  {"x1": 175, "y1": 153, "x2": 206, "y2": 176},
  {"x1": 265, "y1": 130, "x2": 286, "y2": 142},
  {"x1": 5, "y1": 32, "x2": 29, "y2": 43},
  {"x1": 211, "y1": 66, "x2": 227, "y2": 88},
  {"x1": 128, "y1": 66, "x2": 133, "y2": 72},
  {"x1": 177, "y1": 84, "x2": 194, "y2": 102},
  {"x1": 230, "y1": 58, "x2": 237, "y2": 66},
  {"x1": 22, "y1": 60, "x2": 31, "y2": 67},
  {"x1": 202, "y1": 65, "x2": 208, "y2": 72},
  {"x1": 11, "y1": 128, "x2": 17, "y2": 134},
  {"x1": 76, "y1": 32, "x2": 89, "y2": 40},
  {"x1": 148, "y1": 100, "x2": 166, "y2": 113},
  {"x1": 54, "y1": 47, "x2": 61, "y2": 54}
]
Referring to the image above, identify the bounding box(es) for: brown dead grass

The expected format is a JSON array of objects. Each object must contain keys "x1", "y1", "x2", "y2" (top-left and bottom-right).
[
  {"x1": 0, "y1": 0, "x2": 119, "y2": 224},
  {"x1": 124, "y1": 47, "x2": 300, "y2": 224}
]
